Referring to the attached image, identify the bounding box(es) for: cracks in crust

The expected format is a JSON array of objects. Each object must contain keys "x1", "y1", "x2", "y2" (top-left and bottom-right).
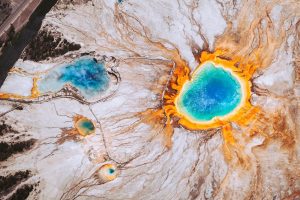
[
  {"x1": 88, "y1": 106, "x2": 115, "y2": 164},
  {"x1": 0, "y1": 0, "x2": 299, "y2": 199},
  {"x1": 58, "y1": 105, "x2": 171, "y2": 199},
  {"x1": 178, "y1": 0, "x2": 209, "y2": 51},
  {"x1": 0, "y1": 104, "x2": 23, "y2": 118}
]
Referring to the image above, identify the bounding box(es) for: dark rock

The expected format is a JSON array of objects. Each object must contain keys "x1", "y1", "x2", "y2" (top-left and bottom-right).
[
  {"x1": 0, "y1": 170, "x2": 31, "y2": 196},
  {"x1": 0, "y1": 120, "x2": 17, "y2": 136},
  {"x1": 7, "y1": 184, "x2": 34, "y2": 200},
  {"x1": 20, "y1": 27, "x2": 81, "y2": 61},
  {"x1": 0, "y1": 139, "x2": 36, "y2": 161},
  {"x1": 0, "y1": 0, "x2": 12, "y2": 26}
]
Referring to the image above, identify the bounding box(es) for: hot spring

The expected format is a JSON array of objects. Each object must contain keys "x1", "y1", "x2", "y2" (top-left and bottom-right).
[
  {"x1": 38, "y1": 57, "x2": 110, "y2": 99},
  {"x1": 175, "y1": 62, "x2": 243, "y2": 123}
]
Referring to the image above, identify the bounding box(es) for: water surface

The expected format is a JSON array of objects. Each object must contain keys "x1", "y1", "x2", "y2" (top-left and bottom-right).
[
  {"x1": 39, "y1": 57, "x2": 110, "y2": 98},
  {"x1": 76, "y1": 118, "x2": 95, "y2": 136},
  {"x1": 176, "y1": 62, "x2": 242, "y2": 122}
]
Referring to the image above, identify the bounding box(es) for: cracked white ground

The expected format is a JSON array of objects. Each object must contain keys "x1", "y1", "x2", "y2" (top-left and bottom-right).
[{"x1": 0, "y1": 0, "x2": 299, "y2": 200}]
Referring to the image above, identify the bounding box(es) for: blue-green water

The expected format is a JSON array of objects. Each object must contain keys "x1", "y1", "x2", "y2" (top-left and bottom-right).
[
  {"x1": 77, "y1": 119, "x2": 95, "y2": 136},
  {"x1": 108, "y1": 168, "x2": 115, "y2": 174},
  {"x1": 39, "y1": 57, "x2": 109, "y2": 98},
  {"x1": 177, "y1": 62, "x2": 242, "y2": 121}
]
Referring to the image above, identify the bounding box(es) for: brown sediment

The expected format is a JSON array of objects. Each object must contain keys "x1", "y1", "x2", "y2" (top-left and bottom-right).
[
  {"x1": 249, "y1": 109, "x2": 296, "y2": 151},
  {"x1": 282, "y1": 191, "x2": 300, "y2": 200},
  {"x1": 140, "y1": 109, "x2": 172, "y2": 148},
  {"x1": 215, "y1": 1, "x2": 300, "y2": 69}
]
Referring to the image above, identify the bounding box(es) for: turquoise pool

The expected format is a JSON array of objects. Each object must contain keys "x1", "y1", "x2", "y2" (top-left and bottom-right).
[
  {"x1": 76, "y1": 118, "x2": 95, "y2": 136},
  {"x1": 176, "y1": 62, "x2": 242, "y2": 122},
  {"x1": 39, "y1": 57, "x2": 110, "y2": 98}
]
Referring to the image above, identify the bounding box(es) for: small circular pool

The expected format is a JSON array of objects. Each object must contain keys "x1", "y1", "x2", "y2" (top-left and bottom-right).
[
  {"x1": 97, "y1": 164, "x2": 118, "y2": 182},
  {"x1": 75, "y1": 118, "x2": 95, "y2": 136},
  {"x1": 175, "y1": 62, "x2": 243, "y2": 123}
]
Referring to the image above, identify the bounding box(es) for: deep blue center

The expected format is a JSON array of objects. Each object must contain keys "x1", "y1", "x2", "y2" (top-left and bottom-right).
[
  {"x1": 109, "y1": 168, "x2": 115, "y2": 174},
  {"x1": 176, "y1": 62, "x2": 242, "y2": 121},
  {"x1": 39, "y1": 57, "x2": 110, "y2": 98}
]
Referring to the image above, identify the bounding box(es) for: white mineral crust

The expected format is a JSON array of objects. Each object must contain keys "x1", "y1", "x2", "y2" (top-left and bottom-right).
[{"x1": 0, "y1": 0, "x2": 299, "y2": 200}]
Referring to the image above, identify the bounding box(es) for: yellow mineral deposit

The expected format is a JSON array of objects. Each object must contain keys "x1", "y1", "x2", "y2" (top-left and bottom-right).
[{"x1": 0, "y1": 77, "x2": 40, "y2": 99}]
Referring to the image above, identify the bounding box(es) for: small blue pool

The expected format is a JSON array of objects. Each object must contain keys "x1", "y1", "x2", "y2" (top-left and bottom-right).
[
  {"x1": 39, "y1": 57, "x2": 110, "y2": 98},
  {"x1": 176, "y1": 62, "x2": 242, "y2": 121}
]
